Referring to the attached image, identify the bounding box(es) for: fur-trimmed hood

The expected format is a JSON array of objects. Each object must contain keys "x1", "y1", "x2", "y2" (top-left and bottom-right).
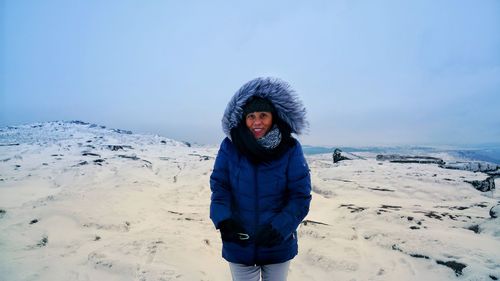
[{"x1": 222, "y1": 77, "x2": 308, "y2": 138}]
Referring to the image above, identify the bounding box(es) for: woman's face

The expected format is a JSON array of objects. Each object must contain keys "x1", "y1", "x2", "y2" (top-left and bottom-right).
[{"x1": 245, "y1": 111, "x2": 273, "y2": 139}]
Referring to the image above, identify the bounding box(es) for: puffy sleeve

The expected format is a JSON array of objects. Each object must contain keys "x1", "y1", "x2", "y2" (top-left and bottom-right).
[
  {"x1": 209, "y1": 138, "x2": 233, "y2": 229},
  {"x1": 270, "y1": 142, "x2": 312, "y2": 238}
]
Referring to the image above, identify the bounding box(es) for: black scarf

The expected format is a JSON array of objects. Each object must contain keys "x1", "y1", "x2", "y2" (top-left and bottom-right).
[{"x1": 230, "y1": 117, "x2": 295, "y2": 164}]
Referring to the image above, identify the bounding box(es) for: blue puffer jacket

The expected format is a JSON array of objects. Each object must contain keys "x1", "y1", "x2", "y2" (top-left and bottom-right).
[
  {"x1": 210, "y1": 137, "x2": 311, "y2": 265},
  {"x1": 210, "y1": 77, "x2": 312, "y2": 265}
]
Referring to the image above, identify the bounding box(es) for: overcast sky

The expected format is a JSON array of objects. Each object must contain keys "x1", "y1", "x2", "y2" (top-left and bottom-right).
[{"x1": 1, "y1": 0, "x2": 499, "y2": 146}]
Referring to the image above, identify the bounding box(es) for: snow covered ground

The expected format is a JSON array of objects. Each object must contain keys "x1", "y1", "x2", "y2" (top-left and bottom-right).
[{"x1": 0, "y1": 121, "x2": 498, "y2": 281}]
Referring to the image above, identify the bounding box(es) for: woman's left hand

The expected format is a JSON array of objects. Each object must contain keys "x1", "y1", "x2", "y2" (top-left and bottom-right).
[{"x1": 255, "y1": 224, "x2": 283, "y2": 247}]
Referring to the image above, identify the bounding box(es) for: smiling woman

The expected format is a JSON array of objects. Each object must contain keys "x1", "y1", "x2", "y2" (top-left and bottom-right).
[{"x1": 210, "y1": 77, "x2": 311, "y2": 281}]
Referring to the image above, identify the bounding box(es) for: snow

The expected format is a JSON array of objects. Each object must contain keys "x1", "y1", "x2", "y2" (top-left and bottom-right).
[{"x1": 1, "y1": 121, "x2": 499, "y2": 280}]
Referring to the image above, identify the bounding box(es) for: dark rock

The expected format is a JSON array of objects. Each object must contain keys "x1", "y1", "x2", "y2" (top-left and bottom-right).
[
  {"x1": 490, "y1": 204, "x2": 499, "y2": 218},
  {"x1": 414, "y1": 211, "x2": 442, "y2": 220},
  {"x1": 368, "y1": 187, "x2": 395, "y2": 192},
  {"x1": 490, "y1": 275, "x2": 498, "y2": 280},
  {"x1": 36, "y1": 236, "x2": 48, "y2": 247},
  {"x1": 465, "y1": 176, "x2": 496, "y2": 192},
  {"x1": 409, "y1": 253, "x2": 429, "y2": 259},
  {"x1": 112, "y1": 129, "x2": 133, "y2": 134},
  {"x1": 82, "y1": 152, "x2": 101, "y2": 157},
  {"x1": 391, "y1": 244, "x2": 402, "y2": 252},
  {"x1": 339, "y1": 204, "x2": 366, "y2": 213},
  {"x1": 117, "y1": 155, "x2": 151, "y2": 168},
  {"x1": 93, "y1": 159, "x2": 105, "y2": 165},
  {"x1": 376, "y1": 154, "x2": 445, "y2": 165},
  {"x1": 160, "y1": 140, "x2": 167, "y2": 144},
  {"x1": 69, "y1": 120, "x2": 89, "y2": 125},
  {"x1": 94, "y1": 235, "x2": 101, "y2": 241},
  {"x1": 188, "y1": 154, "x2": 213, "y2": 161},
  {"x1": 473, "y1": 203, "x2": 488, "y2": 208},
  {"x1": 436, "y1": 260, "x2": 467, "y2": 276},
  {"x1": 30, "y1": 219, "x2": 39, "y2": 224},
  {"x1": 333, "y1": 148, "x2": 350, "y2": 163},
  {"x1": 118, "y1": 155, "x2": 140, "y2": 161},
  {"x1": 77, "y1": 161, "x2": 88, "y2": 166},
  {"x1": 467, "y1": 224, "x2": 480, "y2": 233},
  {"x1": 107, "y1": 145, "x2": 123, "y2": 151},
  {"x1": 183, "y1": 141, "x2": 191, "y2": 147},
  {"x1": 409, "y1": 226, "x2": 420, "y2": 230},
  {"x1": 0, "y1": 209, "x2": 6, "y2": 219},
  {"x1": 440, "y1": 161, "x2": 499, "y2": 173},
  {"x1": 106, "y1": 145, "x2": 133, "y2": 151},
  {"x1": 380, "y1": 205, "x2": 402, "y2": 210},
  {"x1": 0, "y1": 143, "x2": 20, "y2": 146}
]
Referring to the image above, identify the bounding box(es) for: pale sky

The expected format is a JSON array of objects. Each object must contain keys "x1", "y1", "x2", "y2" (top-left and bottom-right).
[{"x1": 1, "y1": 0, "x2": 499, "y2": 146}]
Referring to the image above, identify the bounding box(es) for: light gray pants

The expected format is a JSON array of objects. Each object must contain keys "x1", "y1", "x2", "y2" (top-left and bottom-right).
[{"x1": 229, "y1": 261, "x2": 291, "y2": 281}]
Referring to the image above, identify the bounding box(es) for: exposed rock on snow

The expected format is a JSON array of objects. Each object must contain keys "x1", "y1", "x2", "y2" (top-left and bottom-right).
[
  {"x1": 333, "y1": 148, "x2": 351, "y2": 163},
  {"x1": 465, "y1": 176, "x2": 496, "y2": 192},
  {"x1": 440, "y1": 161, "x2": 499, "y2": 173},
  {"x1": 491, "y1": 204, "x2": 500, "y2": 218},
  {"x1": 376, "y1": 154, "x2": 445, "y2": 165},
  {"x1": 105, "y1": 145, "x2": 133, "y2": 151}
]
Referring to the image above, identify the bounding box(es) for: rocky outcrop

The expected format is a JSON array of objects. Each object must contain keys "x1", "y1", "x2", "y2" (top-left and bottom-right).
[
  {"x1": 105, "y1": 145, "x2": 133, "y2": 151},
  {"x1": 333, "y1": 148, "x2": 351, "y2": 163},
  {"x1": 112, "y1": 128, "x2": 133, "y2": 134},
  {"x1": 465, "y1": 176, "x2": 496, "y2": 192},
  {"x1": 376, "y1": 154, "x2": 445, "y2": 165},
  {"x1": 490, "y1": 204, "x2": 499, "y2": 218},
  {"x1": 440, "y1": 161, "x2": 499, "y2": 173}
]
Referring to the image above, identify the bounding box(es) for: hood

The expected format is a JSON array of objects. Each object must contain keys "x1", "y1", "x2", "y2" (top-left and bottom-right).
[{"x1": 222, "y1": 77, "x2": 308, "y2": 138}]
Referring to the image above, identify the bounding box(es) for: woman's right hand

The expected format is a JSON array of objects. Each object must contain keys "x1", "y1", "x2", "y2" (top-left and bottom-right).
[{"x1": 218, "y1": 218, "x2": 249, "y2": 245}]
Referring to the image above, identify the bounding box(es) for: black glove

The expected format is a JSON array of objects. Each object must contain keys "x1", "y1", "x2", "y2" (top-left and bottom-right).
[
  {"x1": 218, "y1": 218, "x2": 249, "y2": 245},
  {"x1": 255, "y1": 224, "x2": 283, "y2": 247}
]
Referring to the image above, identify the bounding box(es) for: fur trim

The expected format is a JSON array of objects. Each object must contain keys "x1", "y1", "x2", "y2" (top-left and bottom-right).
[{"x1": 222, "y1": 77, "x2": 308, "y2": 138}]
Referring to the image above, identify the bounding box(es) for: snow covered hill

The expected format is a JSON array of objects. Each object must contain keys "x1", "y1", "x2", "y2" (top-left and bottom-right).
[{"x1": 0, "y1": 121, "x2": 498, "y2": 280}]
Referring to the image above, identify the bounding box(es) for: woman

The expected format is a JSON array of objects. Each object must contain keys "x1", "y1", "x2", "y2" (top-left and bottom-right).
[{"x1": 210, "y1": 77, "x2": 312, "y2": 281}]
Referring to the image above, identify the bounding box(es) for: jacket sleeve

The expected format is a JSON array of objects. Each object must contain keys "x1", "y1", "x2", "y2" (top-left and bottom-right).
[
  {"x1": 270, "y1": 142, "x2": 312, "y2": 238},
  {"x1": 209, "y1": 139, "x2": 233, "y2": 229}
]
